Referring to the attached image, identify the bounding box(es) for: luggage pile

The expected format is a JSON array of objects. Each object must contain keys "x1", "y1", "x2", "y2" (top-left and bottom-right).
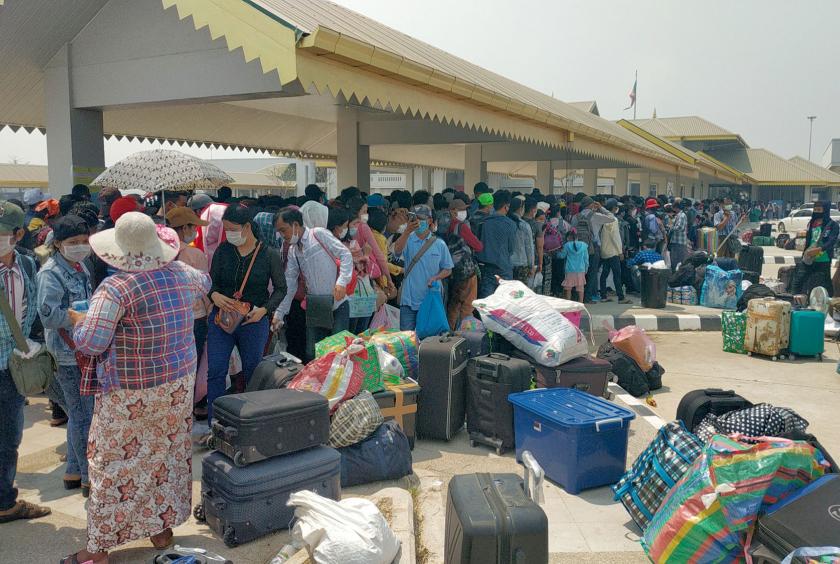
[
  {"x1": 612, "y1": 388, "x2": 839, "y2": 563},
  {"x1": 596, "y1": 325, "x2": 664, "y2": 398},
  {"x1": 721, "y1": 295, "x2": 825, "y2": 360}
]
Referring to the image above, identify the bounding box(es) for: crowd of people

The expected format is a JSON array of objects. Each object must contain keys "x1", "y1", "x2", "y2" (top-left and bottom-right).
[{"x1": 0, "y1": 180, "x2": 836, "y2": 562}]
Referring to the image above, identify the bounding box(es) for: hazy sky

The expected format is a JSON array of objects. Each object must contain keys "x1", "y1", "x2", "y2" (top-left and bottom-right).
[{"x1": 2, "y1": 0, "x2": 838, "y2": 166}]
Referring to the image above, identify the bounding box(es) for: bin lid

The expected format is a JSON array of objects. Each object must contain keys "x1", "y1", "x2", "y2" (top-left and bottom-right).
[{"x1": 508, "y1": 388, "x2": 635, "y2": 428}]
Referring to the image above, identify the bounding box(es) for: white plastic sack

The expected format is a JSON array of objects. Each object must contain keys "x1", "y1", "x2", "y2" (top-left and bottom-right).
[
  {"x1": 650, "y1": 260, "x2": 669, "y2": 270},
  {"x1": 377, "y1": 348, "x2": 404, "y2": 380},
  {"x1": 473, "y1": 280, "x2": 588, "y2": 366},
  {"x1": 288, "y1": 490, "x2": 400, "y2": 564}
]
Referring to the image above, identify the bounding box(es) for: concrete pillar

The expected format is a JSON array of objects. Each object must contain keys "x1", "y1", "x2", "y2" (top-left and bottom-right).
[
  {"x1": 464, "y1": 144, "x2": 487, "y2": 195},
  {"x1": 431, "y1": 168, "x2": 446, "y2": 193},
  {"x1": 583, "y1": 168, "x2": 598, "y2": 195},
  {"x1": 413, "y1": 167, "x2": 432, "y2": 192},
  {"x1": 614, "y1": 169, "x2": 629, "y2": 196},
  {"x1": 45, "y1": 44, "x2": 105, "y2": 196},
  {"x1": 639, "y1": 171, "x2": 651, "y2": 197},
  {"x1": 536, "y1": 161, "x2": 555, "y2": 194},
  {"x1": 404, "y1": 168, "x2": 414, "y2": 192},
  {"x1": 336, "y1": 109, "x2": 370, "y2": 192},
  {"x1": 295, "y1": 159, "x2": 315, "y2": 196},
  {"x1": 325, "y1": 168, "x2": 338, "y2": 200}
]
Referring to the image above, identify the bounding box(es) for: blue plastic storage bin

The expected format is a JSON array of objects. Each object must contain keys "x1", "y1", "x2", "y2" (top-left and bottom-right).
[{"x1": 508, "y1": 388, "x2": 635, "y2": 494}]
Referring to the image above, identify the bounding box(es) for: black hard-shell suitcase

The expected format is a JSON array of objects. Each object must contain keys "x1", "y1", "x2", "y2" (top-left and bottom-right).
[
  {"x1": 454, "y1": 330, "x2": 490, "y2": 359},
  {"x1": 245, "y1": 352, "x2": 302, "y2": 392},
  {"x1": 211, "y1": 389, "x2": 329, "y2": 467},
  {"x1": 466, "y1": 353, "x2": 531, "y2": 454},
  {"x1": 518, "y1": 352, "x2": 612, "y2": 398},
  {"x1": 759, "y1": 223, "x2": 772, "y2": 237},
  {"x1": 201, "y1": 446, "x2": 340, "y2": 547},
  {"x1": 338, "y1": 421, "x2": 413, "y2": 487},
  {"x1": 417, "y1": 334, "x2": 469, "y2": 440},
  {"x1": 738, "y1": 245, "x2": 764, "y2": 276},
  {"x1": 445, "y1": 467, "x2": 548, "y2": 564},
  {"x1": 753, "y1": 474, "x2": 840, "y2": 561},
  {"x1": 675, "y1": 389, "x2": 752, "y2": 432}
]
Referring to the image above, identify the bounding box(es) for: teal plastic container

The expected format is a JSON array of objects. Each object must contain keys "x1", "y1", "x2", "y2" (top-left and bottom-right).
[{"x1": 788, "y1": 310, "x2": 825, "y2": 359}]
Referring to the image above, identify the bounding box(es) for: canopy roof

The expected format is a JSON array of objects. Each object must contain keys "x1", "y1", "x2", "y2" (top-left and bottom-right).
[
  {"x1": 0, "y1": 0, "x2": 688, "y2": 178},
  {"x1": 567, "y1": 101, "x2": 600, "y2": 116},
  {"x1": 788, "y1": 156, "x2": 840, "y2": 186},
  {"x1": 702, "y1": 148, "x2": 840, "y2": 186},
  {"x1": 0, "y1": 163, "x2": 49, "y2": 188}
]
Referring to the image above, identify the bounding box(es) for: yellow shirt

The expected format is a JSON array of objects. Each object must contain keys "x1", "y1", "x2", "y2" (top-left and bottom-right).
[{"x1": 372, "y1": 230, "x2": 403, "y2": 278}]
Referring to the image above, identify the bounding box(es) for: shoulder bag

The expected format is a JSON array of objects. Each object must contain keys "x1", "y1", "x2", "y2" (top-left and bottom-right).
[
  {"x1": 216, "y1": 242, "x2": 262, "y2": 334},
  {"x1": 304, "y1": 232, "x2": 358, "y2": 329},
  {"x1": 397, "y1": 236, "x2": 437, "y2": 302},
  {"x1": 0, "y1": 291, "x2": 56, "y2": 396}
]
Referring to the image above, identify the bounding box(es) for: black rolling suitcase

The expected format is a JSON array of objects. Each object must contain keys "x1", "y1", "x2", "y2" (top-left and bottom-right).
[
  {"x1": 738, "y1": 245, "x2": 764, "y2": 276},
  {"x1": 454, "y1": 330, "x2": 490, "y2": 359},
  {"x1": 752, "y1": 474, "x2": 840, "y2": 562},
  {"x1": 201, "y1": 446, "x2": 341, "y2": 547},
  {"x1": 759, "y1": 223, "x2": 772, "y2": 237},
  {"x1": 466, "y1": 353, "x2": 531, "y2": 454},
  {"x1": 417, "y1": 334, "x2": 469, "y2": 440},
  {"x1": 245, "y1": 352, "x2": 302, "y2": 392},
  {"x1": 211, "y1": 389, "x2": 329, "y2": 467},
  {"x1": 675, "y1": 389, "x2": 752, "y2": 432},
  {"x1": 445, "y1": 455, "x2": 548, "y2": 564}
]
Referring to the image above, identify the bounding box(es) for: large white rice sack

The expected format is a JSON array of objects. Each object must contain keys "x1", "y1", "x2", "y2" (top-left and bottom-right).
[{"x1": 473, "y1": 280, "x2": 588, "y2": 366}]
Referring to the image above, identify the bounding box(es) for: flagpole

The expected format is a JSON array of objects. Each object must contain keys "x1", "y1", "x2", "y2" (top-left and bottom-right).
[{"x1": 634, "y1": 70, "x2": 637, "y2": 120}]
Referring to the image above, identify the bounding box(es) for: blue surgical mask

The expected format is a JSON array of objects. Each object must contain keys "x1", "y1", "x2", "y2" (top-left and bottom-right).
[
  {"x1": 417, "y1": 220, "x2": 429, "y2": 233},
  {"x1": 348, "y1": 226, "x2": 358, "y2": 238}
]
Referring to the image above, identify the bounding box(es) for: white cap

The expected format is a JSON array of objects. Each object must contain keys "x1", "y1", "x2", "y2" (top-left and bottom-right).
[
  {"x1": 536, "y1": 201, "x2": 550, "y2": 212},
  {"x1": 23, "y1": 188, "x2": 46, "y2": 206}
]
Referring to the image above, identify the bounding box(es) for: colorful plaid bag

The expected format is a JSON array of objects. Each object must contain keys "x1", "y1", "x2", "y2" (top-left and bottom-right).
[
  {"x1": 365, "y1": 330, "x2": 420, "y2": 380},
  {"x1": 314, "y1": 330, "x2": 357, "y2": 356},
  {"x1": 721, "y1": 310, "x2": 747, "y2": 354},
  {"x1": 666, "y1": 285, "x2": 698, "y2": 305},
  {"x1": 613, "y1": 421, "x2": 703, "y2": 531},
  {"x1": 642, "y1": 435, "x2": 827, "y2": 563},
  {"x1": 328, "y1": 391, "x2": 384, "y2": 448}
]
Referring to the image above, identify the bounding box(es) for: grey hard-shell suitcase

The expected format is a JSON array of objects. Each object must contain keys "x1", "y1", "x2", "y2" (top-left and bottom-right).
[
  {"x1": 244, "y1": 352, "x2": 302, "y2": 392},
  {"x1": 417, "y1": 334, "x2": 469, "y2": 440},
  {"x1": 466, "y1": 353, "x2": 532, "y2": 454},
  {"x1": 210, "y1": 389, "x2": 329, "y2": 467},
  {"x1": 445, "y1": 452, "x2": 548, "y2": 564},
  {"x1": 200, "y1": 446, "x2": 341, "y2": 547}
]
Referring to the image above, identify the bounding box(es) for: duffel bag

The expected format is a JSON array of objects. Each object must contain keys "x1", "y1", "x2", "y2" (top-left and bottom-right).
[
  {"x1": 694, "y1": 403, "x2": 809, "y2": 443},
  {"x1": 329, "y1": 391, "x2": 384, "y2": 449},
  {"x1": 613, "y1": 421, "x2": 703, "y2": 530},
  {"x1": 338, "y1": 421, "x2": 412, "y2": 487},
  {"x1": 596, "y1": 341, "x2": 649, "y2": 397}
]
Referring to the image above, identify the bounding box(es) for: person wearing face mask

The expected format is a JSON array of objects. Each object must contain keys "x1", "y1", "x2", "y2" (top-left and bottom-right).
[
  {"x1": 272, "y1": 207, "x2": 354, "y2": 361},
  {"x1": 793, "y1": 201, "x2": 838, "y2": 296},
  {"x1": 445, "y1": 199, "x2": 482, "y2": 329},
  {"x1": 167, "y1": 207, "x2": 212, "y2": 364},
  {"x1": 206, "y1": 204, "x2": 285, "y2": 426},
  {"x1": 393, "y1": 205, "x2": 454, "y2": 331},
  {"x1": 35, "y1": 215, "x2": 95, "y2": 497},
  {"x1": 345, "y1": 197, "x2": 395, "y2": 298}
]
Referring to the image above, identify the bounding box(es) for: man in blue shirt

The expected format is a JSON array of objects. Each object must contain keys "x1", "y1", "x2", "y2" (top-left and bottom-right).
[
  {"x1": 393, "y1": 205, "x2": 454, "y2": 331},
  {"x1": 476, "y1": 192, "x2": 517, "y2": 298}
]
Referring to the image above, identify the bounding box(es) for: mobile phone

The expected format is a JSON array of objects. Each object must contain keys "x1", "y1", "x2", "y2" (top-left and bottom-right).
[{"x1": 408, "y1": 212, "x2": 417, "y2": 221}]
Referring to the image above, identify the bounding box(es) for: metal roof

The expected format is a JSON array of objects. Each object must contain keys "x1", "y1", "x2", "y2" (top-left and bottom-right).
[
  {"x1": 628, "y1": 116, "x2": 739, "y2": 139},
  {"x1": 567, "y1": 101, "x2": 599, "y2": 116},
  {"x1": 704, "y1": 148, "x2": 839, "y2": 186},
  {"x1": 0, "y1": 163, "x2": 49, "y2": 187},
  {"x1": 788, "y1": 156, "x2": 840, "y2": 185}
]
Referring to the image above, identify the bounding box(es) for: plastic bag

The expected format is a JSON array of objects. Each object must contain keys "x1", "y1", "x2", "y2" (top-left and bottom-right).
[
  {"x1": 370, "y1": 304, "x2": 400, "y2": 332},
  {"x1": 528, "y1": 272, "x2": 543, "y2": 291},
  {"x1": 416, "y1": 281, "x2": 449, "y2": 339},
  {"x1": 288, "y1": 344, "x2": 365, "y2": 413},
  {"x1": 609, "y1": 325, "x2": 656, "y2": 372},
  {"x1": 458, "y1": 315, "x2": 485, "y2": 333},
  {"x1": 377, "y1": 349, "x2": 404, "y2": 384},
  {"x1": 700, "y1": 265, "x2": 743, "y2": 309},
  {"x1": 472, "y1": 279, "x2": 588, "y2": 366},
  {"x1": 288, "y1": 490, "x2": 400, "y2": 564}
]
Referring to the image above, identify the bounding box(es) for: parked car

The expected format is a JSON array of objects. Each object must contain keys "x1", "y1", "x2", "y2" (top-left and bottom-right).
[{"x1": 777, "y1": 208, "x2": 840, "y2": 233}]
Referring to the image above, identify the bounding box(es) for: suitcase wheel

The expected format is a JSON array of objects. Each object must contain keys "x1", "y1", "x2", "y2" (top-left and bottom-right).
[
  {"x1": 193, "y1": 503, "x2": 205, "y2": 523},
  {"x1": 469, "y1": 439, "x2": 476, "y2": 448},
  {"x1": 771, "y1": 356, "x2": 777, "y2": 361},
  {"x1": 205, "y1": 435, "x2": 216, "y2": 451},
  {"x1": 496, "y1": 446, "x2": 504, "y2": 456},
  {"x1": 819, "y1": 353, "x2": 823, "y2": 361},
  {"x1": 788, "y1": 354, "x2": 795, "y2": 361},
  {"x1": 747, "y1": 352, "x2": 752, "y2": 357},
  {"x1": 232, "y1": 451, "x2": 246, "y2": 467},
  {"x1": 223, "y1": 526, "x2": 237, "y2": 547}
]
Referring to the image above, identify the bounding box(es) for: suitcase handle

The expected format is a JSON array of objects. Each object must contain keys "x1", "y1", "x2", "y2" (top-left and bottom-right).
[
  {"x1": 487, "y1": 353, "x2": 510, "y2": 361},
  {"x1": 211, "y1": 421, "x2": 238, "y2": 439},
  {"x1": 573, "y1": 383, "x2": 591, "y2": 392},
  {"x1": 595, "y1": 417, "x2": 624, "y2": 432},
  {"x1": 521, "y1": 451, "x2": 545, "y2": 505},
  {"x1": 706, "y1": 389, "x2": 735, "y2": 397}
]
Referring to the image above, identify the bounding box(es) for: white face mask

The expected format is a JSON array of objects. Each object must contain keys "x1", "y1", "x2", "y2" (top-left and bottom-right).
[
  {"x1": 289, "y1": 226, "x2": 300, "y2": 246},
  {"x1": 456, "y1": 211, "x2": 468, "y2": 222},
  {"x1": 62, "y1": 243, "x2": 91, "y2": 263},
  {"x1": 225, "y1": 230, "x2": 246, "y2": 247},
  {"x1": 0, "y1": 236, "x2": 14, "y2": 257},
  {"x1": 359, "y1": 213, "x2": 369, "y2": 224},
  {"x1": 337, "y1": 228, "x2": 348, "y2": 240},
  {"x1": 183, "y1": 229, "x2": 197, "y2": 244}
]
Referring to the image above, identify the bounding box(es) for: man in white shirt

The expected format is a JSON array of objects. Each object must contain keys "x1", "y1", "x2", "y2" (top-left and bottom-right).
[{"x1": 271, "y1": 207, "x2": 354, "y2": 361}]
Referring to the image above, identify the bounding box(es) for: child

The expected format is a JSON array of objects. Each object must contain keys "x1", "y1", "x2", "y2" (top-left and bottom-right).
[{"x1": 558, "y1": 228, "x2": 589, "y2": 302}]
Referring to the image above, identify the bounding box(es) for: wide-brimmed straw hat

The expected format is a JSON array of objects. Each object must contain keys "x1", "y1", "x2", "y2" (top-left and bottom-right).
[{"x1": 90, "y1": 211, "x2": 178, "y2": 272}]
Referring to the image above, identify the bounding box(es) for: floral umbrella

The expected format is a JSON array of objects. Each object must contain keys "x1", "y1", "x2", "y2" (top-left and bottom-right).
[{"x1": 91, "y1": 149, "x2": 233, "y2": 194}]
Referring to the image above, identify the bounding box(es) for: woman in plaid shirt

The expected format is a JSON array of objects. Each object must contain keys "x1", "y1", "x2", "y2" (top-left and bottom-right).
[{"x1": 62, "y1": 212, "x2": 210, "y2": 564}]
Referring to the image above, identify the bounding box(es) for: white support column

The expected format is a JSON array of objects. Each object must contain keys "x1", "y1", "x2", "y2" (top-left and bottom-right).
[
  {"x1": 336, "y1": 109, "x2": 370, "y2": 192},
  {"x1": 583, "y1": 168, "x2": 598, "y2": 195},
  {"x1": 464, "y1": 144, "x2": 487, "y2": 195},
  {"x1": 639, "y1": 171, "x2": 651, "y2": 197},
  {"x1": 614, "y1": 168, "x2": 629, "y2": 196},
  {"x1": 413, "y1": 167, "x2": 432, "y2": 192},
  {"x1": 536, "y1": 161, "x2": 555, "y2": 194},
  {"x1": 295, "y1": 159, "x2": 315, "y2": 196},
  {"x1": 804, "y1": 185, "x2": 814, "y2": 202},
  {"x1": 45, "y1": 44, "x2": 105, "y2": 196},
  {"x1": 431, "y1": 168, "x2": 447, "y2": 193},
  {"x1": 404, "y1": 168, "x2": 414, "y2": 192}
]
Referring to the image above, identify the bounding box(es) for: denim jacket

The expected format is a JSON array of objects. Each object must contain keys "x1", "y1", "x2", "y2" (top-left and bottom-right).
[{"x1": 36, "y1": 253, "x2": 92, "y2": 365}]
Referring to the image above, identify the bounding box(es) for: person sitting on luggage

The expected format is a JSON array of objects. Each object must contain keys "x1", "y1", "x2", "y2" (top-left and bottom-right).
[
  {"x1": 626, "y1": 239, "x2": 664, "y2": 267},
  {"x1": 558, "y1": 229, "x2": 588, "y2": 302},
  {"x1": 792, "y1": 200, "x2": 839, "y2": 296},
  {"x1": 392, "y1": 205, "x2": 453, "y2": 331}
]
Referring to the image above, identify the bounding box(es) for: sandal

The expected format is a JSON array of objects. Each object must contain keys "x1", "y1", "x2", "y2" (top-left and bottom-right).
[
  {"x1": 150, "y1": 527, "x2": 174, "y2": 549},
  {"x1": 0, "y1": 500, "x2": 51, "y2": 523},
  {"x1": 59, "y1": 551, "x2": 108, "y2": 564}
]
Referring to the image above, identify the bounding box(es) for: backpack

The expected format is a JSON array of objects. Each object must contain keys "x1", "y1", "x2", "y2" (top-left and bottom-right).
[
  {"x1": 543, "y1": 220, "x2": 563, "y2": 252},
  {"x1": 447, "y1": 223, "x2": 478, "y2": 282},
  {"x1": 736, "y1": 283, "x2": 775, "y2": 312},
  {"x1": 574, "y1": 212, "x2": 595, "y2": 255}
]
